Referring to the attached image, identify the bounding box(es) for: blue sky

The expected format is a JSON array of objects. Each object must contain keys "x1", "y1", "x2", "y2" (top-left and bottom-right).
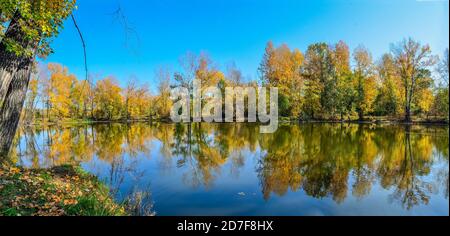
[{"x1": 45, "y1": 0, "x2": 449, "y2": 92}]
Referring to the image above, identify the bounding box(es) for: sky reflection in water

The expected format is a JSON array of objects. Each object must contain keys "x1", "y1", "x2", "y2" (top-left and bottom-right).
[{"x1": 11, "y1": 123, "x2": 449, "y2": 216}]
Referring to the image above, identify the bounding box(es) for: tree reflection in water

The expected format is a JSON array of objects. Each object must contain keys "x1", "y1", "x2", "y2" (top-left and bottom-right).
[{"x1": 10, "y1": 123, "x2": 449, "y2": 212}]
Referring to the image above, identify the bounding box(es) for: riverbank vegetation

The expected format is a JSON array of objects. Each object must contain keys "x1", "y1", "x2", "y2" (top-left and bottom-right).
[
  {"x1": 20, "y1": 40, "x2": 449, "y2": 126},
  {"x1": 0, "y1": 164, "x2": 127, "y2": 216}
]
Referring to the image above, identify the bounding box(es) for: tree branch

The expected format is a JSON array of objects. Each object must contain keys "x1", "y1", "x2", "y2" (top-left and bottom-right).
[{"x1": 71, "y1": 14, "x2": 88, "y2": 82}]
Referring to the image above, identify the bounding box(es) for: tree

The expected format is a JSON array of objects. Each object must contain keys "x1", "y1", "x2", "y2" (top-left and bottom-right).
[
  {"x1": 259, "y1": 41, "x2": 275, "y2": 86},
  {"x1": 123, "y1": 78, "x2": 138, "y2": 121},
  {"x1": 375, "y1": 54, "x2": 403, "y2": 116},
  {"x1": 174, "y1": 52, "x2": 224, "y2": 120},
  {"x1": 127, "y1": 83, "x2": 151, "y2": 120},
  {"x1": 391, "y1": 38, "x2": 436, "y2": 122},
  {"x1": 437, "y1": 48, "x2": 449, "y2": 86},
  {"x1": 417, "y1": 88, "x2": 434, "y2": 118},
  {"x1": 23, "y1": 71, "x2": 39, "y2": 124},
  {"x1": 258, "y1": 42, "x2": 304, "y2": 117},
  {"x1": 71, "y1": 79, "x2": 92, "y2": 119},
  {"x1": 353, "y1": 45, "x2": 377, "y2": 120},
  {"x1": 155, "y1": 67, "x2": 172, "y2": 118},
  {"x1": 226, "y1": 62, "x2": 243, "y2": 86},
  {"x1": 331, "y1": 41, "x2": 354, "y2": 120},
  {"x1": 47, "y1": 63, "x2": 76, "y2": 118},
  {"x1": 1, "y1": 0, "x2": 76, "y2": 158},
  {"x1": 302, "y1": 43, "x2": 335, "y2": 119},
  {"x1": 94, "y1": 77, "x2": 123, "y2": 120},
  {"x1": 433, "y1": 49, "x2": 449, "y2": 119}
]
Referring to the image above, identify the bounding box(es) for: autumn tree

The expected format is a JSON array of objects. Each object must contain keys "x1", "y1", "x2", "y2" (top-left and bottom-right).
[
  {"x1": 174, "y1": 52, "x2": 225, "y2": 121},
  {"x1": 391, "y1": 38, "x2": 436, "y2": 122},
  {"x1": 259, "y1": 42, "x2": 304, "y2": 117},
  {"x1": 0, "y1": 0, "x2": 76, "y2": 158},
  {"x1": 374, "y1": 54, "x2": 403, "y2": 116},
  {"x1": 126, "y1": 83, "x2": 151, "y2": 120},
  {"x1": 172, "y1": 52, "x2": 199, "y2": 121},
  {"x1": 123, "y1": 77, "x2": 138, "y2": 120},
  {"x1": 331, "y1": 41, "x2": 354, "y2": 120},
  {"x1": 94, "y1": 77, "x2": 123, "y2": 120},
  {"x1": 71, "y1": 79, "x2": 92, "y2": 119},
  {"x1": 155, "y1": 67, "x2": 172, "y2": 118},
  {"x1": 302, "y1": 43, "x2": 335, "y2": 119},
  {"x1": 47, "y1": 63, "x2": 76, "y2": 119},
  {"x1": 353, "y1": 45, "x2": 377, "y2": 120}
]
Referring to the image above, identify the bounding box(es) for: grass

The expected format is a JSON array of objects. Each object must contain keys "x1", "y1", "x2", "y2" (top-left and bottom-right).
[{"x1": 0, "y1": 164, "x2": 127, "y2": 216}]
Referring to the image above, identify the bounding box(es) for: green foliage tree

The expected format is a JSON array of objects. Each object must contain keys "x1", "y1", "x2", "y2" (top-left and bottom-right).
[{"x1": 302, "y1": 43, "x2": 336, "y2": 119}]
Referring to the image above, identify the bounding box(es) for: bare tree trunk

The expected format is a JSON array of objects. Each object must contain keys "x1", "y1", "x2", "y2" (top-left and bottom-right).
[
  {"x1": 0, "y1": 12, "x2": 28, "y2": 105},
  {"x1": 0, "y1": 58, "x2": 33, "y2": 158},
  {"x1": 358, "y1": 111, "x2": 364, "y2": 121},
  {"x1": 405, "y1": 101, "x2": 412, "y2": 123},
  {"x1": 0, "y1": 11, "x2": 36, "y2": 159}
]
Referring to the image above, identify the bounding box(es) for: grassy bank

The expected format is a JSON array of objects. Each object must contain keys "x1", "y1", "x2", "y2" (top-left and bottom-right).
[{"x1": 0, "y1": 164, "x2": 127, "y2": 216}]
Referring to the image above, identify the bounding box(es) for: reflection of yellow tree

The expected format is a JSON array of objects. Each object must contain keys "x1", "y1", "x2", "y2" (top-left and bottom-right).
[
  {"x1": 296, "y1": 124, "x2": 357, "y2": 203},
  {"x1": 48, "y1": 128, "x2": 76, "y2": 165},
  {"x1": 180, "y1": 124, "x2": 226, "y2": 188},
  {"x1": 152, "y1": 123, "x2": 174, "y2": 159},
  {"x1": 70, "y1": 126, "x2": 94, "y2": 162},
  {"x1": 94, "y1": 124, "x2": 125, "y2": 162},
  {"x1": 376, "y1": 126, "x2": 434, "y2": 210},
  {"x1": 166, "y1": 123, "x2": 261, "y2": 187},
  {"x1": 258, "y1": 125, "x2": 303, "y2": 200},
  {"x1": 257, "y1": 124, "x2": 445, "y2": 208},
  {"x1": 431, "y1": 127, "x2": 449, "y2": 199},
  {"x1": 9, "y1": 123, "x2": 448, "y2": 210},
  {"x1": 124, "y1": 123, "x2": 154, "y2": 157},
  {"x1": 215, "y1": 123, "x2": 259, "y2": 177}
]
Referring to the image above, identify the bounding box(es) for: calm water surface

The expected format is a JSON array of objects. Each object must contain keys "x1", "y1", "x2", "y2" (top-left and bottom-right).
[{"x1": 10, "y1": 123, "x2": 449, "y2": 216}]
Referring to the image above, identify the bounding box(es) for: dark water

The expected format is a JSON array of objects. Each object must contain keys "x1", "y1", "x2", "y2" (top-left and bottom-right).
[{"x1": 10, "y1": 123, "x2": 449, "y2": 216}]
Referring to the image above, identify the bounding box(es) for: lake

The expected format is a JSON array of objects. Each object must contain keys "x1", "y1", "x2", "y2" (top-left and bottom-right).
[{"x1": 9, "y1": 123, "x2": 449, "y2": 216}]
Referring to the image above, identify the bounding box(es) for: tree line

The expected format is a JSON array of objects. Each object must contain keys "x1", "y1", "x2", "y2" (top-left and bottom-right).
[
  {"x1": 259, "y1": 39, "x2": 448, "y2": 122},
  {"x1": 23, "y1": 63, "x2": 156, "y2": 123},
  {"x1": 22, "y1": 39, "x2": 449, "y2": 125}
]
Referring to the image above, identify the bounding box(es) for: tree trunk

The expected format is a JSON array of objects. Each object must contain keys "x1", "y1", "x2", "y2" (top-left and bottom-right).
[
  {"x1": 358, "y1": 111, "x2": 364, "y2": 121},
  {"x1": 0, "y1": 11, "x2": 36, "y2": 159},
  {"x1": 0, "y1": 57, "x2": 33, "y2": 158},
  {"x1": 0, "y1": 12, "x2": 29, "y2": 105},
  {"x1": 405, "y1": 105, "x2": 412, "y2": 123}
]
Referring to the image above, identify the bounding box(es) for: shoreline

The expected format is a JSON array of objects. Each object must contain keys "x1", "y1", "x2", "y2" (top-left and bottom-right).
[
  {"x1": 0, "y1": 165, "x2": 127, "y2": 216},
  {"x1": 22, "y1": 117, "x2": 449, "y2": 127}
]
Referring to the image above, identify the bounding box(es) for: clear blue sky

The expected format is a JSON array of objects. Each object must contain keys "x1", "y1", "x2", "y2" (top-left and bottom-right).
[{"x1": 45, "y1": 0, "x2": 449, "y2": 92}]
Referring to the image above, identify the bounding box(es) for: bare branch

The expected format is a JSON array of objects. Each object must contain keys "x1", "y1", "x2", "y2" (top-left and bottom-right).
[
  {"x1": 110, "y1": 5, "x2": 141, "y2": 56},
  {"x1": 71, "y1": 14, "x2": 88, "y2": 82}
]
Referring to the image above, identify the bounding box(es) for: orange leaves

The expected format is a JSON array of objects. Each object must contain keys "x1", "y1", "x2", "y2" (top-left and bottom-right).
[
  {"x1": 259, "y1": 42, "x2": 305, "y2": 117},
  {"x1": 47, "y1": 63, "x2": 77, "y2": 118},
  {"x1": 63, "y1": 199, "x2": 78, "y2": 205},
  {"x1": 94, "y1": 77, "x2": 123, "y2": 120},
  {"x1": 9, "y1": 167, "x2": 20, "y2": 174},
  {"x1": 0, "y1": 165, "x2": 122, "y2": 216}
]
